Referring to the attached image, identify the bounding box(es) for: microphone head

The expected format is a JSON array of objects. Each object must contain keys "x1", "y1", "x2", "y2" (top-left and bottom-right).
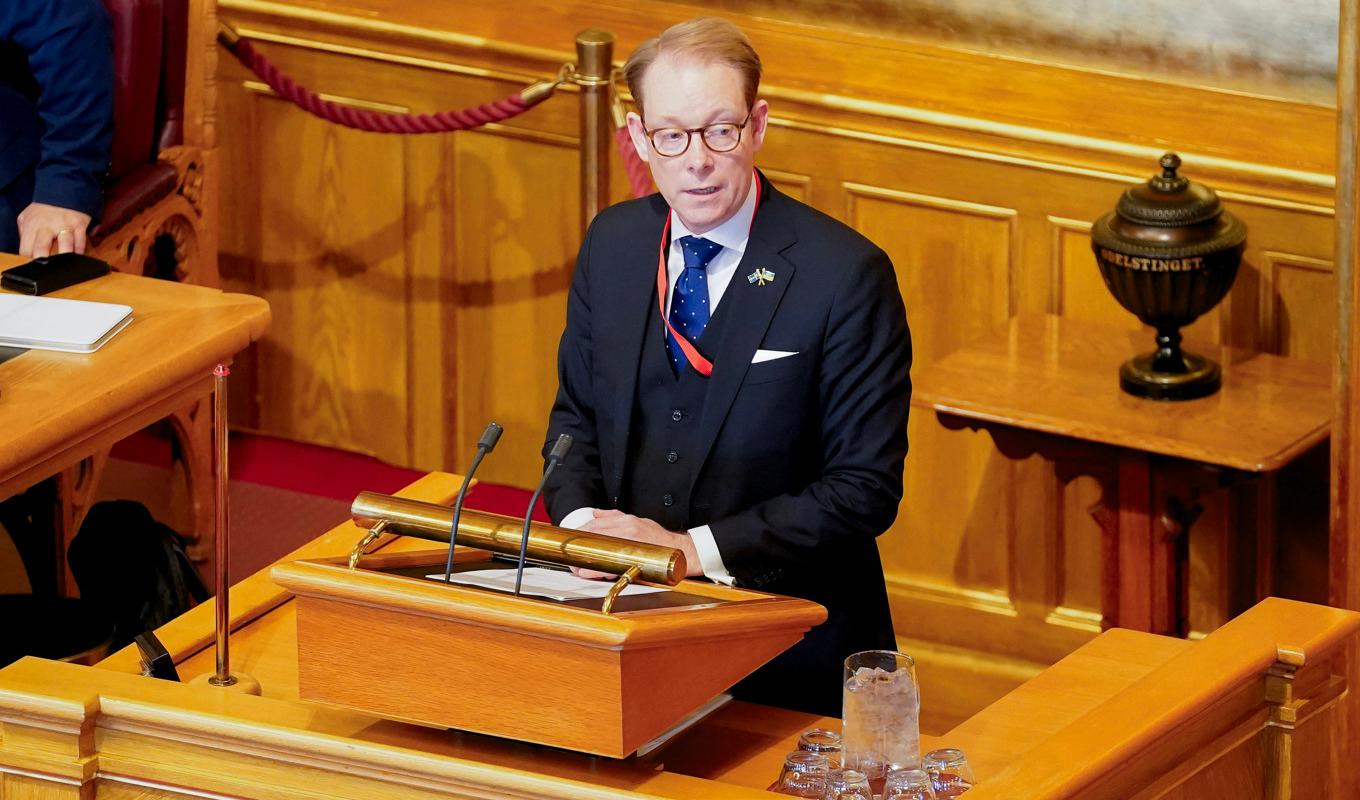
[
  {"x1": 479, "y1": 422, "x2": 504, "y2": 452},
  {"x1": 549, "y1": 433, "x2": 573, "y2": 462}
]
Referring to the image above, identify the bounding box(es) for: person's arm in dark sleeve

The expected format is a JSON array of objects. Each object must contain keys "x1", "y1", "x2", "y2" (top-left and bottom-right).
[
  {"x1": 6, "y1": 0, "x2": 113, "y2": 219},
  {"x1": 542, "y1": 221, "x2": 608, "y2": 523},
  {"x1": 707, "y1": 247, "x2": 911, "y2": 586}
]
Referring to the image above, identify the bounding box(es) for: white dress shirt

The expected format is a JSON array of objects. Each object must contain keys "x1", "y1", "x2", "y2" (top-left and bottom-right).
[{"x1": 559, "y1": 180, "x2": 760, "y2": 586}]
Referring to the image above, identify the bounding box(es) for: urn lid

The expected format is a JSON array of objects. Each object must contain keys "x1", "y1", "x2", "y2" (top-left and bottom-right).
[
  {"x1": 1116, "y1": 152, "x2": 1221, "y2": 227},
  {"x1": 1092, "y1": 152, "x2": 1246, "y2": 258}
]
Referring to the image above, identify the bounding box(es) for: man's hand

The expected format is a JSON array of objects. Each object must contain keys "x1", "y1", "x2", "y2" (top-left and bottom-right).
[
  {"x1": 17, "y1": 202, "x2": 91, "y2": 258},
  {"x1": 576, "y1": 509, "x2": 703, "y2": 579}
]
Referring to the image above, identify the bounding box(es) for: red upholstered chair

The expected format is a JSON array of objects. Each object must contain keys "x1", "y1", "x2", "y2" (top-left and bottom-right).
[
  {"x1": 91, "y1": 0, "x2": 218, "y2": 287},
  {"x1": 55, "y1": 0, "x2": 222, "y2": 583}
]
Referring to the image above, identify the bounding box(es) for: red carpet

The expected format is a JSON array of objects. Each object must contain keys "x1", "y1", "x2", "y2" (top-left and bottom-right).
[
  {"x1": 102, "y1": 429, "x2": 549, "y2": 581},
  {"x1": 109, "y1": 429, "x2": 548, "y2": 516}
]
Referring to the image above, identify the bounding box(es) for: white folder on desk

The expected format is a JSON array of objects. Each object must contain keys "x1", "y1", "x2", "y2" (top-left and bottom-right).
[{"x1": 0, "y1": 294, "x2": 132, "y2": 353}]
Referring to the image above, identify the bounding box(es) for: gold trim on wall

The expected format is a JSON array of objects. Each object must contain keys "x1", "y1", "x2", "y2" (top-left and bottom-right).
[
  {"x1": 474, "y1": 123, "x2": 579, "y2": 149},
  {"x1": 886, "y1": 576, "x2": 1020, "y2": 619},
  {"x1": 243, "y1": 79, "x2": 411, "y2": 113},
  {"x1": 764, "y1": 85, "x2": 1332, "y2": 190},
  {"x1": 228, "y1": 26, "x2": 572, "y2": 90},
  {"x1": 222, "y1": 0, "x2": 569, "y2": 64},
  {"x1": 841, "y1": 183, "x2": 1021, "y2": 220},
  {"x1": 1044, "y1": 605, "x2": 1104, "y2": 632},
  {"x1": 1216, "y1": 191, "x2": 1334, "y2": 217},
  {"x1": 777, "y1": 116, "x2": 1333, "y2": 215}
]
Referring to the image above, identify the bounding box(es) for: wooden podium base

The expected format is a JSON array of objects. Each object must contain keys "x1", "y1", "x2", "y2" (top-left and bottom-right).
[{"x1": 273, "y1": 548, "x2": 827, "y2": 758}]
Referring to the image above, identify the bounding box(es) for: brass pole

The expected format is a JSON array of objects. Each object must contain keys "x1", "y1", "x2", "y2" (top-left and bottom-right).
[
  {"x1": 210, "y1": 364, "x2": 234, "y2": 687},
  {"x1": 575, "y1": 29, "x2": 614, "y2": 232}
]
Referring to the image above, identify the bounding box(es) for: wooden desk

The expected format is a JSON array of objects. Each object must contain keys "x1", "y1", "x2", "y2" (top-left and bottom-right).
[
  {"x1": 0, "y1": 252, "x2": 270, "y2": 582},
  {"x1": 913, "y1": 313, "x2": 1332, "y2": 636},
  {"x1": 0, "y1": 473, "x2": 1314, "y2": 798}
]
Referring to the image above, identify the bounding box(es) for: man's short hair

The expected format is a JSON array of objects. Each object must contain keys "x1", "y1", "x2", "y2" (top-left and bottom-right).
[{"x1": 623, "y1": 17, "x2": 762, "y2": 117}]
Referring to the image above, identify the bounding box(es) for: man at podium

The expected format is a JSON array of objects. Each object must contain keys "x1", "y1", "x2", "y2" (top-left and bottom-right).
[{"x1": 543, "y1": 17, "x2": 912, "y2": 716}]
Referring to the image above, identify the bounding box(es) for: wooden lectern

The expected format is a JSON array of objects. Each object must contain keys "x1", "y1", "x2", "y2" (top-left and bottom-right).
[{"x1": 274, "y1": 545, "x2": 825, "y2": 758}]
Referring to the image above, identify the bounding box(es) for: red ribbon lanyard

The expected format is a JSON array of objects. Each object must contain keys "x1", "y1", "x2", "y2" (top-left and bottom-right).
[{"x1": 655, "y1": 173, "x2": 762, "y2": 377}]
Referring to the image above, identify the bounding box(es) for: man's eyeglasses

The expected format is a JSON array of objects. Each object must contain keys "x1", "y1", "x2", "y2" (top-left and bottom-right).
[{"x1": 642, "y1": 112, "x2": 752, "y2": 157}]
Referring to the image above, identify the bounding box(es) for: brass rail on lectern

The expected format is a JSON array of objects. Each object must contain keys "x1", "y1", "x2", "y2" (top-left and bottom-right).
[{"x1": 349, "y1": 491, "x2": 686, "y2": 586}]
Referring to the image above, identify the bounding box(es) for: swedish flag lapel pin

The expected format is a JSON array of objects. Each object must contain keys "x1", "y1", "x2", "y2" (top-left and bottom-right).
[{"x1": 747, "y1": 267, "x2": 776, "y2": 287}]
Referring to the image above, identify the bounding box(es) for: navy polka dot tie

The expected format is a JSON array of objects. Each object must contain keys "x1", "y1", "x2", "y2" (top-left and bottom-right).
[{"x1": 667, "y1": 236, "x2": 723, "y2": 374}]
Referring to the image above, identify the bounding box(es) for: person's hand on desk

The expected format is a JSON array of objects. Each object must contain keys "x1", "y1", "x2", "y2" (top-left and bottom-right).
[
  {"x1": 574, "y1": 509, "x2": 704, "y2": 580},
  {"x1": 17, "y1": 202, "x2": 91, "y2": 257}
]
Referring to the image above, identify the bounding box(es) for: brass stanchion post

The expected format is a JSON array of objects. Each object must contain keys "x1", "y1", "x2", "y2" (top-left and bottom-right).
[
  {"x1": 575, "y1": 29, "x2": 614, "y2": 232},
  {"x1": 210, "y1": 364, "x2": 233, "y2": 686},
  {"x1": 190, "y1": 363, "x2": 260, "y2": 694}
]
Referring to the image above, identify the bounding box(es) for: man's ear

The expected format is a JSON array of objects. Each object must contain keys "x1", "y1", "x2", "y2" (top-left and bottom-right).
[
  {"x1": 626, "y1": 111, "x2": 652, "y2": 164},
  {"x1": 749, "y1": 99, "x2": 770, "y2": 152}
]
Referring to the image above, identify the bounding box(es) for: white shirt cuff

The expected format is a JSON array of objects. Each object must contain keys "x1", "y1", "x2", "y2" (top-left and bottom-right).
[
  {"x1": 559, "y1": 507, "x2": 597, "y2": 530},
  {"x1": 689, "y1": 524, "x2": 736, "y2": 586}
]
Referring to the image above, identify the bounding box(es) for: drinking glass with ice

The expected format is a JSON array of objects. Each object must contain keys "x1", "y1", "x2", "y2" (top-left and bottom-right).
[{"x1": 841, "y1": 650, "x2": 921, "y2": 783}]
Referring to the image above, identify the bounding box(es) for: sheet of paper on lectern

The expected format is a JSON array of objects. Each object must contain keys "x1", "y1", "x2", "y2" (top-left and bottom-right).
[{"x1": 429, "y1": 566, "x2": 667, "y2": 601}]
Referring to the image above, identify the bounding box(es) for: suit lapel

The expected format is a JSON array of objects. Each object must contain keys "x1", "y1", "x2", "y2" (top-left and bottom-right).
[
  {"x1": 608, "y1": 198, "x2": 668, "y2": 494},
  {"x1": 688, "y1": 175, "x2": 797, "y2": 488}
]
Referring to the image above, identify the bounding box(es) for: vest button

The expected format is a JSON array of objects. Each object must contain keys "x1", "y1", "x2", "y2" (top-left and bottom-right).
[
  {"x1": 666, "y1": 450, "x2": 679, "y2": 463},
  {"x1": 671, "y1": 409, "x2": 683, "y2": 422},
  {"x1": 663, "y1": 494, "x2": 674, "y2": 507}
]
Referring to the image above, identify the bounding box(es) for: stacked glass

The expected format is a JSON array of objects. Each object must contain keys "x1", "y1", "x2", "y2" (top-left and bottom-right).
[
  {"x1": 884, "y1": 768, "x2": 937, "y2": 799},
  {"x1": 823, "y1": 768, "x2": 873, "y2": 800},
  {"x1": 798, "y1": 728, "x2": 843, "y2": 767},
  {"x1": 923, "y1": 748, "x2": 976, "y2": 799},
  {"x1": 773, "y1": 751, "x2": 830, "y2": 797}
]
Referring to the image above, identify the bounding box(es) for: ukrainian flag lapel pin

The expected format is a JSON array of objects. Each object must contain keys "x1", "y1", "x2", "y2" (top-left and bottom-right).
[{"x1": 747, "y1": 267, "x2": 776, "y2": 287}]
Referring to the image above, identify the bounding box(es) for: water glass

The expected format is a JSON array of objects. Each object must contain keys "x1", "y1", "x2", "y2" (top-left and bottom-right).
[
  {"x1": 841, "y1": 650, "x2": 921, "y2": 781},
  {"x1": 798, "y1": 728, "x2": 843, "y2": 767},
  {"x1": 884, "y1": 767, "x2": 937, "y2": 799},
  {"x1": 923, "y1": 748, "x2": 976, "y2": 799},
  {"x1": 774, "y1": 751, "x2": 829, "y2": 798},
  {"x1": 822, "y1": 768, "x2": 873, "y2": 800}
]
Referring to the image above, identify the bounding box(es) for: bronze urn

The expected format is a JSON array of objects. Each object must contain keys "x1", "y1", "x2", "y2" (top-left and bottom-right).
[{"x1": 1091, "y1": 153, "x2": 1247, "y2": 401}]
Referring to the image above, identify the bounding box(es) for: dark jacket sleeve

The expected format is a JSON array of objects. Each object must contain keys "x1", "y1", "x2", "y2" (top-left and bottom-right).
[
  {"x1": 1, "y1": 0, "x2": 113, "y2": 217},
  {"x1": 541, "y1": 219, "x2": 608, "y2": 522},
  {"x1": 709, "y1": 247, "x2": 912, "y2": 583}
]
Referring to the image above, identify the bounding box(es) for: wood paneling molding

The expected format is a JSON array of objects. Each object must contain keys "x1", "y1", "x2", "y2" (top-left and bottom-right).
[
  {"x1": 218, "y1": 0, "x2": 1339, "y2": 183},
  {"x1": 1262, "y1": 252, "x2": 1336, "y2": 359}
]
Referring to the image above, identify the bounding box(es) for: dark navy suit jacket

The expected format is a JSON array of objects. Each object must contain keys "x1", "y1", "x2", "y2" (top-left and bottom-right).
[
  {"x1": 0, "y1": 0, "x2": 112, "y2": 218},
  {"x1": 544, "y1": 171, "x2": 912, "y2": 715}
]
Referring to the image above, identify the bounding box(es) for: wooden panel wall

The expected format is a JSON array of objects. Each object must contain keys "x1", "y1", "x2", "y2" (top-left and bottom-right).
[{"x1": 215, "y1": 0, "x2": 1338, "y2": 729}]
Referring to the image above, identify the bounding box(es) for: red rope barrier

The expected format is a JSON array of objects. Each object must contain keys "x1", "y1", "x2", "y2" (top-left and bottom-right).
[
  {"x1": 221, "y1": 25, "x2": 651, "y2": 199},
  {"x1": 615, "y1": 126, "x2": 654, "y2": 199},
  {"x1": 227, "y1": 37, "x2": 533, "y2": 133}
]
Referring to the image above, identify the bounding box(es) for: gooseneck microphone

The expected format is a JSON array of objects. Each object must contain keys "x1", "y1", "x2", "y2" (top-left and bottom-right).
[
  {"x1": 515, "y1": 433, "x2": 572, "y2": 595},
  {"x1": 443, "y1": 422, "x2": 503, "y2": 582}
]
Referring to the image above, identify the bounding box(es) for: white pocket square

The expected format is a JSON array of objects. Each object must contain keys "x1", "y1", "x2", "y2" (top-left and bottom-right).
[{"x1": 752, "y1": 349, "x2": 798, "y2": 364}]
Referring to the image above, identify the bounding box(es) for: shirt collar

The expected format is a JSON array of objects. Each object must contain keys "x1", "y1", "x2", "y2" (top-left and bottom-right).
[{"x1": 669, "y1": 177, "x2": 758, "y2": 255}]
